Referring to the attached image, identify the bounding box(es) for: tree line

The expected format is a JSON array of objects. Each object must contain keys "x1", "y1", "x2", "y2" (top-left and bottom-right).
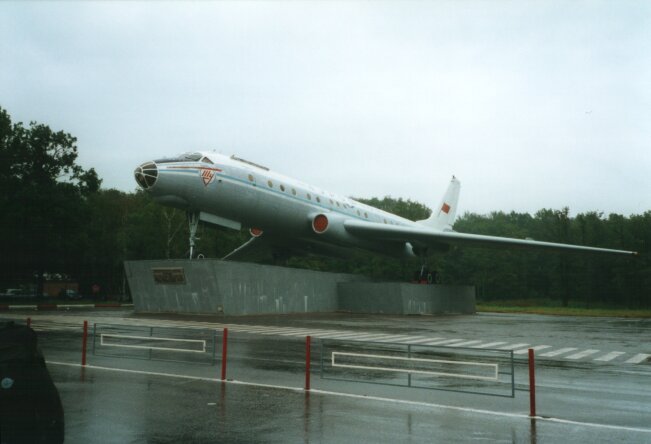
[{"x1": 1, "y1": 106, "x2": 648, "y2": 307}]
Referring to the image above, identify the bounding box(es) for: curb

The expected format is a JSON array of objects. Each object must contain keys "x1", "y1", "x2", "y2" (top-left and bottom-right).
[{"x1": 0, "y1": 303, "x2": 134, "y2": 311}]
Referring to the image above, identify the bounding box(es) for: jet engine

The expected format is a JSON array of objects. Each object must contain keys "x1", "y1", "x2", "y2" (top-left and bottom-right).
[{"x1": 309, "y1": 213, "x2": 356, "y2": 245}]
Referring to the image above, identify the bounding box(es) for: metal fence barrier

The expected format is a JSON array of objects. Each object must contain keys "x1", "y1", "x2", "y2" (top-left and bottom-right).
[
  {"x1": 92, "y1": 323, "x2": 219, "y2": 365},
  {"x1": 320, "y1": 339, "x2": 515, "y2": 398}
]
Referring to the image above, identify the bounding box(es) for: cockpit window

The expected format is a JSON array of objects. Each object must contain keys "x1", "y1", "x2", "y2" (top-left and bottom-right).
[
  {"x1": 154, "y1": 152, "x2": 203, "y2": 164},
  {"x1": 201, "y1": 156, "x2": 213, "y2": 164}
]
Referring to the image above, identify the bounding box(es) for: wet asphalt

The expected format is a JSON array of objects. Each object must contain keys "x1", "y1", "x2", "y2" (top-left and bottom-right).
[{"x1": 2, "y1": 309, "x2": 650, "y2": 443}]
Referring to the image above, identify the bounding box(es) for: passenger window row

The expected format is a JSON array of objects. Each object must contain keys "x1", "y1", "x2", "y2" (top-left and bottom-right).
[{"x1": 246, "y1": 172, "x2": 403, "y2": 224}]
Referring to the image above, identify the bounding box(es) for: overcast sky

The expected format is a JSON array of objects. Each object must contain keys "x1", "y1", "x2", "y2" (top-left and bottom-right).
[{"x1": 1, "y1": 1, "x2": 649, "y2": 216}]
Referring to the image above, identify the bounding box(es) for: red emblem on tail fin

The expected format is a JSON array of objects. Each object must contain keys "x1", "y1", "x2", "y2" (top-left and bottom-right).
[{"x1": 441, "y1": 203, "x2": 451, "y2": 214}]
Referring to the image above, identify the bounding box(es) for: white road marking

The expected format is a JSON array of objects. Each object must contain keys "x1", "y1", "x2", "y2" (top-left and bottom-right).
[
  {"x1": 258, "y1": 328, "x2": 305, "y2": 335},
  {"x1": 472, "y1": 341, "x2": 508, "y2": 349},
  {"x1": 337, "y1": 333, "x2": 382, "y2": 339},
  {"x1": 565, "y1": 349, "x2": 600, "y2": 360},
  {"x1": 498, "y1": 343, "x2": 529, "y2": 350},
  {"x1": 388, "y1": 336, "x2": 429, "y2": 343},
  {"x1": 233, "y1": 326, "x2": 282, "y2": 332},
  {"x1": 594, "y1": 351, "x2": 626, "y2": 362},
  {"x1": 306, "y1": 332, "x2": 354, "y2": 339},
  {"x1": 513, "y1": 345, "x2": 552, "y2": 355},
  {"x1": 540, "y1": 347, "x2": 578, "y2": 357},
  {"x1": 233, "y1": 327, "x2": 278, "y2": 333},
  {"x1": 421, "y1": 338, "x2": 465, "y2": 346},
  {"x1": 321, "y1": 332, "x2": 376, "y2": 340},
  {"x1": 277, "y1": 329, "x2": 317, "y2": 336},
  {"x1": 625, "y1": 353, "x2": 651, "y2": 364},
  {"x1": 372, "y1": 335, "x2": 415, "y2": 342},
  {"x1": 407, "y1": 337, "x2": 444, "y2": 344},
  {"x1": 357, "y1": 334, "x2": 419, "y2": 342},
  {"x1": 322, "y1": 333, "x2": 382, "y2": 341},
  {"x1": 450, "y1": 340, "x2": 483, "y2": 347},
  {"x1": 304, "y1": 331, "x2": 341, "y2": 338},
  {"x1": 267, "y1": 327, "x2": 312, "y2": 332}
]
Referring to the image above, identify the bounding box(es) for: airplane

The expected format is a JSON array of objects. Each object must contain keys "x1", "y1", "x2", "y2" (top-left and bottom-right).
[{"x1": 134, "y1": 152, "x2": 637, "y2": 265}]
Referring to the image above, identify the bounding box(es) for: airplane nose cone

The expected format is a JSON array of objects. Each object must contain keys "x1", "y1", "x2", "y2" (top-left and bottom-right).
[{"x1": 134, "y1": 161, "x2": 158, "y2": 189}]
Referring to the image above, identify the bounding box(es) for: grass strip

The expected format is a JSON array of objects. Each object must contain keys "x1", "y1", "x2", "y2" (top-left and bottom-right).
[{"x1": 477, "y1": 304, "x2": 651, "y2": 318}]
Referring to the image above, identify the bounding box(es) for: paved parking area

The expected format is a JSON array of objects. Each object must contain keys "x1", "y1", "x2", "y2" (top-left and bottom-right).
[{"x1": 3, "y1": 309, "x2": 651, "y2": 442}]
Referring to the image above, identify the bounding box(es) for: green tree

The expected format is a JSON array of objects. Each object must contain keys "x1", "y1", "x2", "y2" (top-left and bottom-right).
[
  {"x1": 355, "y1": 196, "x2": 431, "y2": 221},
  {"x1": 0, "y1": 107, "x2": 100, "y2": 295}
]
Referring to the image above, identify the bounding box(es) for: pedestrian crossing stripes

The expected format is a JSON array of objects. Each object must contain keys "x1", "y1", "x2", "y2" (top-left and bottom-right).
[
  {"x1": 540, "y1": 347, "x2": 578, "y2": 357},
  {"x1": 499, "y1": 343, "x2": 529, "y2": 350},
  {"x1": 625, "y1": 353, "x2": 651, "y2": 364},
  {"x1": 450, "y1": 339, "x2": 483, "y2": 347},
  {"x1": 422, "y1": 338, "x2": 465, "y2": 346},
  {"x1": 472, "y1": 341, "x2": 508, "y2": 349},
  {"x1": 2, "y1": 313, "x2": 648, "y2": 366},
  {"x1": 408, "y1": 337, "x2": 444, "y2": 344},
  {"x1": 513, "y1": 345, "x2": 551, "y2": 355},
  {"x1": 565, "y1": 349, "x2": 600, "y2": 360},
  {"x1": 257, "y1": 328, "x2": 303, "y2": 335},
  {"x1": 594, "y1": 351, "x2": 626, "y2": 362},
  {"x1": 322, "y1": 332, "x2": 372, "y2": 339},
  {"x1": 340, "y1": 333, "x2": 401, "y2": 341},
  {"x1": 389, "y1": 336, "x2": 429, "y2": 343},
  {"x1": 565, "y1": 350, "x2": 599, "y2": 360}
]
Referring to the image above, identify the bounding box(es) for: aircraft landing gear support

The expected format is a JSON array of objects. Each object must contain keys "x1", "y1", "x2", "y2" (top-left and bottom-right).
[
  {"x1": 187, "y1": 212, "x2": 200, "y2": 259},
  {"x1": 415, "y1": 261, "x2": 439, "y2": 285}
]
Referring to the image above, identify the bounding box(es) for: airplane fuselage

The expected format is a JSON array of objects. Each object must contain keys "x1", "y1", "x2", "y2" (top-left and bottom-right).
[{"x1": 136, "y1": 152, "x2": 421, "y2": 258}]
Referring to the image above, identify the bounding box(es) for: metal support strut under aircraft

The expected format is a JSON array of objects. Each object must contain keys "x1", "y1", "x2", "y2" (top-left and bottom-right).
[
  {"x1": 187, "y1": 212, "x2": 200, "y2": 259},
  {"x1": 415, "y1": 248, "x2": 439, "y2": 284}
]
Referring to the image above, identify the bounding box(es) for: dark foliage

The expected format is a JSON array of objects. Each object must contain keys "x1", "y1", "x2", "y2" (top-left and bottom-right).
[
  {"x1": 0, "y1": 108, "x2": 100, "y2": 296},
  {"x1": 0, "y1": 106, "x2": 648, "y2": 307}
]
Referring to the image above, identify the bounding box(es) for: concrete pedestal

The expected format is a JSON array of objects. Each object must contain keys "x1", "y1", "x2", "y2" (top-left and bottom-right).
[
  {"x1": 337, "y1": 282, "x2": 475, "y2": 315},
  {"x1": 124, "y1": 259, "x2": 475, "y2": 316}
]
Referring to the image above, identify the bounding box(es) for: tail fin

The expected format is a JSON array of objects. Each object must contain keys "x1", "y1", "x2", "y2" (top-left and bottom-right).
[{"x1": 417, "y1": 176, "x2": 461, "y2": 231}]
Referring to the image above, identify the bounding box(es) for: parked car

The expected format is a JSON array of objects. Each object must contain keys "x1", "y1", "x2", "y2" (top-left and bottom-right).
[
  {"x1": 1, "y1": 289, "x2": 35, "y2": 298},
  {"x1": 58, "y1": 289, "x2": 82, "y2": 300}
]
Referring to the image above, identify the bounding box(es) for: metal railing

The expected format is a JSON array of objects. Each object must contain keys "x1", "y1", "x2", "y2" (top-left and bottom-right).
[
  {"x1": 92, "y1": 323, "x2": 219, "y2": 365},
  {"x1": 320, "y1": 339, "x2": 515, "y2": 398}
]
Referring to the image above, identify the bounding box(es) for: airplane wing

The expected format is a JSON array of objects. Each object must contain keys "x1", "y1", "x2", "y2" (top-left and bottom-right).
[{"x1": 343, "y1": 220, "x2": 638, "y2": 256}]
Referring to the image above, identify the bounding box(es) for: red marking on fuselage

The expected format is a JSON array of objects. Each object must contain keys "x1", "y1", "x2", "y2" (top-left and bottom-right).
[{"x1": 201, "y1": 169, "x2": 216, "y2": 186}]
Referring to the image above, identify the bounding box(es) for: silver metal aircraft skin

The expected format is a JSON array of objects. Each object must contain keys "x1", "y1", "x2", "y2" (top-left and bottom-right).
[{"x1": 134, "y1": 152, "x2": 637, "y2": 260}]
